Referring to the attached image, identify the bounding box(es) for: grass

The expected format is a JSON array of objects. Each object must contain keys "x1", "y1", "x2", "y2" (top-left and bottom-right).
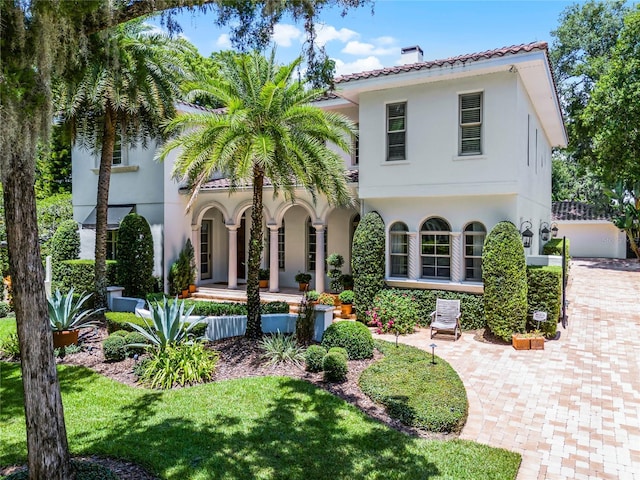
[
  {"x1": 0, "y1": 318, "x2": 16, "y2": 341},
  {"x1": 0, "y1": 361, "x2": 521, "y2": 479},
  {"x1": 360, "y1": 341, "x2": 468, "y2": 433}
]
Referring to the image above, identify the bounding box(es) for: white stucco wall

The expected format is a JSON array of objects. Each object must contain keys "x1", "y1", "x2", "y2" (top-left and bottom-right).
[{"x1": 554, "y1": 222, "x2": 627, "y2": 259}]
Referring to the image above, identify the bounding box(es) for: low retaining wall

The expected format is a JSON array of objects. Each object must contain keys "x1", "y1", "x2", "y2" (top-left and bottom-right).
[{"x1": 135, "y1": 305, "x2": 334, "y2": 343}]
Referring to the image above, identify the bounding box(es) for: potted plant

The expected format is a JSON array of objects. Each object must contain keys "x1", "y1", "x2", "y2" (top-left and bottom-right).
[
  {"x1": 184, "y1": 239, "x2": 197, "y2": 294},
  {"x1": 318, "y1": 292, "x2": 336, "y2": 306},
  {"x1": 306, "y1": 290, "x2": 320, "y2": 304},
  {"x1": 259, "y1": 268, "x2": 269, "y2": 288},
  {"x1": 340, "y1": 274, "x2": 354, "y2": 291},
  {"x1": 338, "y1": 289, "x2": 355, "y2": 317},
  {"x1": 48, "y1": 288, "x2": 103, "y2": 348},
  {"x1": 512, "y1": 333, "x2": 530, "y2": 350},
  {"x1": 326, "y1": 253, "x2": 344, "y2": 293},
  {"x1": 295, "y1": 272, "x2": 312, "y2": 291}
]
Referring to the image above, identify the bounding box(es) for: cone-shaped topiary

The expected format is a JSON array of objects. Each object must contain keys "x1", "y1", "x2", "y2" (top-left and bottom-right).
[
  {"x1": 351, "y1": 211, "x2": 386, "y2": 322},
  {"x1": 51, "y1": 219, "x2": 80, "y2": 265},
  {"x1": 116, "y1": 213, "x2": 154, "y2": 297},
  {"x1": 482, "y1": 221, "x2": 528, "y2": 341}
]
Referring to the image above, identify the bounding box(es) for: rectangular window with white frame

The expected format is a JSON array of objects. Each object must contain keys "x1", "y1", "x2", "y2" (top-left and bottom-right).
[
  {"x1": 112, "y1": 137, "x2": 123, "y2": 165},
  {"x1": 386, "y1": 103, "x2": 406, "y2": 161},
  {"x1": 459, "y1": 93, "x2": 482, "y2": 156},
  {"x1": 352, "y1": 124, "x2": 359, "y2": 166}
]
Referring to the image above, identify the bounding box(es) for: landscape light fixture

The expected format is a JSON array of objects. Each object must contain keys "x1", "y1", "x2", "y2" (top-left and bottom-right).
[
  {"x1": 540, "y1": 222, "x2": 551, "y2": 242},
  {"x1": 551, "y1": 223, "x2": 559, "y2": 238},
  {"x1": 520, "y1": 221, "x2": 534, "y2": 248},
  {"x1": 430, "y1": 343, "x2": 437, "y2": 365}
]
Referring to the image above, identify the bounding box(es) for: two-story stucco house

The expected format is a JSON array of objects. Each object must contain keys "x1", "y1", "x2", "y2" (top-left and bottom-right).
[{"x1": 72, "y1": 41, "x2": 567, "y2": 294}]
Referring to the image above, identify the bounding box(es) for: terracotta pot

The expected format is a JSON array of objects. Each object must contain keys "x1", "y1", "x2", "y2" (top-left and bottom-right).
[
  {"x1": 530, "y1": 337, "x2": 545, "y2": 350},
  {"x1": 333, "y1": 294, "x2": 341, "y2": 307},
  {"x1": 189, "y1": 284, "x2": 197, "y2": 294},
  {"x1": 340, "y1": 304, "x2": 353, "y2": 317},
  {"x1": 53, "y1": 330, "x2": 79, "y2": 349},
  {"x1": 512, "y1": 334, "x2": 530, "y2": 350},
  {"x1": 298, "y1": 282, "x2": 309, "y2": 292},
  {"x1": 182, "y1": 289, "x2": 189, "y2": 298},
  {"x1": 259, "y1": 280, "x2": 269, "y2": 288}
]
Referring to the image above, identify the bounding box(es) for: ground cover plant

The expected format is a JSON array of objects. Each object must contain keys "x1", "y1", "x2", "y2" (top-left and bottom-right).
[
  {"x1": 360, "y1": 341, "x2": 468, "y2": 433},
  {"x1": 0, "y1": 362, "x2": 520, "y2": 480}
]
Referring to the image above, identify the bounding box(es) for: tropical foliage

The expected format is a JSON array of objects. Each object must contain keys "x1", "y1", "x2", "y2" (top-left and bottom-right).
[
  {"x1": 160, "y1": 50, "x2": 356, "y2": 339},
  {"x1": 605, "y1": 182, "x2": 640, "y2": 259},
  {"x1": 48, "y1": 289, "x2": 102, "y2": 332}
]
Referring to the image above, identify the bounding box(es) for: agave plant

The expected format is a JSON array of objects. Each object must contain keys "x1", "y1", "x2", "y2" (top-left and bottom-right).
[
  {"x1": 48, "y1": 288, "x2": 103, "y2": 332},
  {"x1": 128, "y1": 297, "x2": 203, "y2": 351}
]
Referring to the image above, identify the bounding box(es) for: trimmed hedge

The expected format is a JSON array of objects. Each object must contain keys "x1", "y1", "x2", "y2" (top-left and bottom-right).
[
  {"x1": 352, "y1": 211, "x2": 386, "y2": 322},
  {"x1": 543, "y1": 238, "x2": 571, "y2": 272},
  {"x1": 105, "y1": 311, "x2": 207, "y2": 337},
  {"x1": 116, "y1": 213, "x2": 154, "y2": 297},
  {"x1": 145, "y1": 298, "x2": 290, "y2": 317},
  {"x1": 50, "y1": 219, "x2": 80, "y2": 265},
  {"x1": 527, "y1": 266, "x2": 561, "y2": 338},
  {"x1": 375, "y1": 288, "x2": 485, "y2": 331},
  {"x1": 53, "y1": 259, "x2": 117, "y2": 306},
  {"x1": 321, "y1": 321, "x2": 374, "y2": 360},
  {"x1": 482, "y1": 221, "x2": 528, "y2": 341}
]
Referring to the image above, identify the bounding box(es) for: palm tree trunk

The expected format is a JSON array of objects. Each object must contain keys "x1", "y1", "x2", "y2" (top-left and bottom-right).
[
  {"x1": 94, "y1": 108, "x2": 116, "y2": 309},
  {"x1": 245, "y1": 166, "x2": 265, "y2": 339},
  {"x1": 3, "y1": 148, "x2": 73, "y2": 480}
]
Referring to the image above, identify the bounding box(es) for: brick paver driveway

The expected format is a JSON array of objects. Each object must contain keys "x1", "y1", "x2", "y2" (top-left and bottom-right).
[{"x1": 375, "y1": 259, "x2": 640, "y2": 479}]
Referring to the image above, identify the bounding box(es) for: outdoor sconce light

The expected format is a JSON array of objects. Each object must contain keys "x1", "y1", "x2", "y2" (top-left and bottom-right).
[
  {"x1": 551, "y1": 223, "x2": 559, "y2": 238},
  {"x1": 540, "y1": 222, "x2": 551, "y2": 242},
  {"x1": 520, "y1": 221, "x2": 534, "y2": 248}
]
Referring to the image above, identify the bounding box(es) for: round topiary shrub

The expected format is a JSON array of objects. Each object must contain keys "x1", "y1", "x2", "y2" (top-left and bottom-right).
[
  {"x1": 304, "y1": 345, "x2": 327, "y2": 372},
  {"x1": 322, "y1": 352, "x2": 348, "y2": 382},
  {"x1": 351, "y1": 211, "x2": 386, "y2": 322},
  {"x1": 102, "y1": 335, "x2": 127, "y2": 361},
  {"x1": 321, "y1": 321, "x2": 374, "y2": 360},
  {"x1": 482, "y1": 221, "x2": 528, "y2": 341},
  {"x1": 116, "y1": 213, "x2": 154, "y2": 297},
  {"x1": 50, "y1": 219, "x2": 80, "y2": 274},
  {"x1": 124, "y1": 331, "x2": 149, "y2": 356},
  {"x1": 327, "y1": 346, "x2": 348, "y2": 359}
]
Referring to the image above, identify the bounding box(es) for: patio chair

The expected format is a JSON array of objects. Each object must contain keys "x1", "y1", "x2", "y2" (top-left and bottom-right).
[{"x1": 430, "y1": 299, "x2": 461, "y2": 341}]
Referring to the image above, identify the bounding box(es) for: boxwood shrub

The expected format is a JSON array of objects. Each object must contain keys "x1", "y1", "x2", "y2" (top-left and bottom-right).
[
  {"x1": 50, "y1": 219, "x2": 80, "y2": 265},
  {"x1": 321, "y1": 321, "x2": 374, "y2": 359},
  {"x1": 482, "y1": 221, "x2": 528, "y2": 341},
  {"x1": 54, "y1": 259, "x2": 117, "y2": 306},
  {"x1": 351, "y1": 211, "x2": 386, "y2": 322},
  {"x1": 322, "y1": 352, "x2": 348, "y2": 382},
  {"x1": 116, "y1": 213, "x2": 154, "y2": 298},
  {"x1": 304, "y1": 345, "x2": 327, "y2": 372},
  {"x1": 527, "y1": 266, "x2": 561, "y2": 338},
  {"x1": 102, "y1": 335, "x2": 127, "y2": 361}
]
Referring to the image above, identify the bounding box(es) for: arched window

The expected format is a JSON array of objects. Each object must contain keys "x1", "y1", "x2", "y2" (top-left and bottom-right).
[
  {"x1": 420, "y1": 217, "x2": 451, "y2": 279},
  {"x1": 307, "y1": 217, "x2": 327, "y2": 271},
  {"x1": 464, "y1": 222, "x2": 486, "y2": 281},
  {"x1": 389, "y1": 222, "x2": 409, "y2": 277}
]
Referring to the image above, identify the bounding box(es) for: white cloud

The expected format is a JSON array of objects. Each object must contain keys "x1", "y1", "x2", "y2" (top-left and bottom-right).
[
  {"x1": 334, "y1": 56, "x2": 384, "y2": 76},
  {"x1": 375, "y1": 36, "x2": 396, "y2": 46},
  {"x1": 272, "y1": 24, "x2": 303, "y2": 47},
  {"x1": 315, "y1": 24, "x2": 358, "y2": 47},
  {"x1": 216, "y1": 33, "x2": 231, "y2": 49},
  {"x1": 342, "y1": 40, "x2": 396, "y2": 57}
]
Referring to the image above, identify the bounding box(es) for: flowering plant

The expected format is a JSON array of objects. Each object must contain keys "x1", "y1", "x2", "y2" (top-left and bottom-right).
[{"x1": 366, "y1": 290, "x2": 417, "y2": 345}]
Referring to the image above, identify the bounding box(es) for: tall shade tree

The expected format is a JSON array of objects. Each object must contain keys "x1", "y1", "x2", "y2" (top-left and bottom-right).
[
  {"x1": 582, "y1": 5, "x2": 640, "y2": 185},
  {"x1": 0, "y1": 1, "x2": 369, "y2": 476},
  {"x1": 160, "y1": 51, "x2": 356, "y2": 338},
  {"x1": 55, "y1": 19, "x2": 188, "y2": 309}
]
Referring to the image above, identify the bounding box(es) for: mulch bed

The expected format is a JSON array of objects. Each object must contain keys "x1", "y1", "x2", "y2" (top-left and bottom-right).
[{"x1": 1, "y1": 326, "x2": 456, "y2": 479}]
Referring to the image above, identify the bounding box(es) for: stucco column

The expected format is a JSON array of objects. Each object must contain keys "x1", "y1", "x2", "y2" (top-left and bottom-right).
[
  {"x1": 314, "y1": 224, "x2": 325, "y2": 293},
  {"x1": 191, "y1": 224, "x2": 200, "y2": 284},
  {"x1": 450, "y1": 232, "x2": 463, "y2": 283},
  {"x1": 226, "y1": 225, "x2": 238, "y2": 290},
  {"x1": 268, "y1": 225, "x2": 280, "y2": 292},
  {"x1": 407, "y1": 232, "x2": 419, "y2": 280}
]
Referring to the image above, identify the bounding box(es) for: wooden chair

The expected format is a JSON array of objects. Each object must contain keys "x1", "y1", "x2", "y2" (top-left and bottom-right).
[{"x1": 430, "y1": 299, "x2": 461, "y2": 341}]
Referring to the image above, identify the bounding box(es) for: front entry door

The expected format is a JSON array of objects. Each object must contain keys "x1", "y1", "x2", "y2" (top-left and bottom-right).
[
  {"x1": 200, "y1": 220, "x2": 212, "y2": 280},
  {"x1": 237, "y1": 214, "x2": 246, "y2": 281}
]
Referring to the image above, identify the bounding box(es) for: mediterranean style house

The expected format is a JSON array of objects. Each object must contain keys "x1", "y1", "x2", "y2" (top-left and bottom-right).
[{"x1": 72, "y1": 41, "x2": 567, "y2": 294}]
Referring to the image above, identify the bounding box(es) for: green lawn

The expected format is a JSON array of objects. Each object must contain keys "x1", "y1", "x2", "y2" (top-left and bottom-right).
[
  {"x1": 0, "y1": 362, "x2": 521, "y2": 479},
  {"x1": 0, "y1": 318, "x2": 16, "y2": 340}
]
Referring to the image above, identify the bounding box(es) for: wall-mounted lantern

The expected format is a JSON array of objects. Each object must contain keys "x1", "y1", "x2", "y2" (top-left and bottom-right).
[
  {"x1": 520, "y1": 221, "x2": 534, "y2": 248},
  {"x1": 540, "y1": 222, "x2": 551, "y2": 242},
  {"x1": 551, "y1": 223, "x2": 559, "y2": 238}
]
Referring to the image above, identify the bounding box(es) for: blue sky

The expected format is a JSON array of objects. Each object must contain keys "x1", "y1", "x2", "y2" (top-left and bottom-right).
[{"x1": 152, "y1": 0, "x2": 577, "y2": 76}]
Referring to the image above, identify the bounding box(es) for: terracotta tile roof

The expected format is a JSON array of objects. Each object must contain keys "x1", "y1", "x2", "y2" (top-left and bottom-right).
[
  {"x1": 184, "y1": 169, "x2": 359, "y2": 192},
  {"x1": 552, "y1": 201, "x2": 611, "y2": 222},
  {"x1": 334, "y1": 42, "x2": 548, "y2": 84}
]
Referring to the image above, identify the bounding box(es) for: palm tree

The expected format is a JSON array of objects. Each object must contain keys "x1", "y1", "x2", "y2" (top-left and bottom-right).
[
  {"x1": 160, "y1": 50, "x2": 356, "y2": 339},
  {"x1": 55, "y1": 19, "x2": 189, "y2": 308}
]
